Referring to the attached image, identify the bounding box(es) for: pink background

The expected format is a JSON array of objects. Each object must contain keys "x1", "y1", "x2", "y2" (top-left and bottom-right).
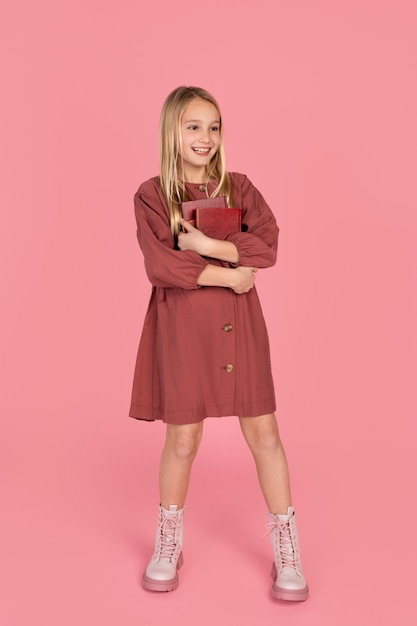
[{"x1": 1, "y1": 1, "x2": 416, "y2": 624}]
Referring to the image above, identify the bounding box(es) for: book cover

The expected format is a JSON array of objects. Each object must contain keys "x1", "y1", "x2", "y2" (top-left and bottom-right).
[
  {"x1": 181, "y1": 196, "x2": 227, "y2": 227},
  {"x1": 196, "y1": 207, "x2": 242, "y2": 240}
]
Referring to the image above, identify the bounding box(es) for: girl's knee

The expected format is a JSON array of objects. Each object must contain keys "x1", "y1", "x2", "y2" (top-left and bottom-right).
[
  {"x1": 240, "y1": 413, "x2": 281, "y2": 453},
  {"x1": 166, "y1": 422, "x2": 203, "y2": 460}
]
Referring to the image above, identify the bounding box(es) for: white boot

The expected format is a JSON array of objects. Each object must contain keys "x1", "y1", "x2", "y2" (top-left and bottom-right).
[
  {"x1": 267, "y1": 506, "x2": 309, "y2": 601},
  {"x1": 142, "y1": 504, "x2": 184, "y2": 592}
]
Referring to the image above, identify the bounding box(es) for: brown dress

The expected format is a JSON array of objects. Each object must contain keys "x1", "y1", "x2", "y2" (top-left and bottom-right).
[{"x1": 129, "y1": 172, "x2": 279, "y2": 424}]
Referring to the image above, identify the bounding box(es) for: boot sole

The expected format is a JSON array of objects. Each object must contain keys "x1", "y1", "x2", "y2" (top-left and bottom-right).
[
  {"x1": 142, "y1": 552, "x2": 184, "y2": 592},
  {"x1": 271, "y1": 562, "x2": 309, "y2": 602}
]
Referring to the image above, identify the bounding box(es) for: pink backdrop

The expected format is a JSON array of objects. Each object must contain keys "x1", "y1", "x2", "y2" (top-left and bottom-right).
[{"x1": 1, "y1": 1, "x2": 416, "y2": 624}]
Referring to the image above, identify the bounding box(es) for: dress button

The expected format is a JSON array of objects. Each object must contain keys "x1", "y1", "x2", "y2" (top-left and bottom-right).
[
  {"x1": 199, "y1": 184, "x2": 207, "y2": 192},
  {"x1": 225, "y1": 364, "x2": 234, "y2": 373},
  {"x1": 223, "y1": 324, "x2": 233, "y2": 333}
]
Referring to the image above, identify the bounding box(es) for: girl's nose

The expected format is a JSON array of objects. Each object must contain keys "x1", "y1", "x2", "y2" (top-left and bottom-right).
[{"x1": 199, "y1": 130, "x2": 210, "y2": 142}]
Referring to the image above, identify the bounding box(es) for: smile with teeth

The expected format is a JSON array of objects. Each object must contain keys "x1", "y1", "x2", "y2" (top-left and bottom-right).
[{"x1": 192, "y1": 147, "x2": 211, "y2": 154}]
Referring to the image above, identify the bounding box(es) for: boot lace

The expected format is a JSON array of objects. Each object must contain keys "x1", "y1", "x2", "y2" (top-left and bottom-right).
[
  {"x1": 156, "y1": 513, "x2": 182, "y2": 560},
  {"x1": 265, "y1": 517, "x2": 302, "y2": 575}
]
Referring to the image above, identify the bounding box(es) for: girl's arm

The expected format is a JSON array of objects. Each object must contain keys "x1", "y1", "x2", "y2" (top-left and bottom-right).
[
  {"x1": 135, "y1": 180, "x2": 256, "y2": 292},
  {"x1": 136, "y1": 188, "x2": 207, "y2": 289},
  {"x1": 225, "y1": 174, "x2": 279, "y2": 269},
  {"x1": 197, "y1": 264, "x2": 257, "y2": 294},
  {"x1": 177, "y1": 174, "x2": 279, "y2": 269},
  {"x1": 178, "y1": 219, "x2": 240, "y2": 264}
]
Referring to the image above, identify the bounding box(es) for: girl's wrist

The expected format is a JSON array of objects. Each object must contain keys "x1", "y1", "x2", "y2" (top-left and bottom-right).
[
  {"x1": 200, "y1": 235, "x2": 213, "y2": 257},
  {"x1": 221, "y1": 267, "x2": 238, "y2": 290}
]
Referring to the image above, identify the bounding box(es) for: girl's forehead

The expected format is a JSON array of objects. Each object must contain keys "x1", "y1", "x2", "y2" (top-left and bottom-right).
[{"x1": 182, "y1": 98, "x2": 220, "y2": 121}]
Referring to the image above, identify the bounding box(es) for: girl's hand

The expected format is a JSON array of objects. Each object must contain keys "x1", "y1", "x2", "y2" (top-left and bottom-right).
[
  {"x1": 230, "y1": 266, "x2": 258, "y2": 294},
  {"x1": 178, "y1": 219, "x2": 211, "y2": 256}
]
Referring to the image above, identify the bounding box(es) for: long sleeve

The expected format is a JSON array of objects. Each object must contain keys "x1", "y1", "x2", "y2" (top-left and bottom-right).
[
  {"x1": 226, "y1": 173, "x2": 279, "y2": 268},
  {"x1": 135, "y1": 179, "x2": 209, "y2": 289}
]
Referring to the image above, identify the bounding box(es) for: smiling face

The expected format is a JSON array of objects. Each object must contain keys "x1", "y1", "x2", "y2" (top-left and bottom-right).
[{"x1": 179, "y1": 98, "x2": 221, "y2": 183}]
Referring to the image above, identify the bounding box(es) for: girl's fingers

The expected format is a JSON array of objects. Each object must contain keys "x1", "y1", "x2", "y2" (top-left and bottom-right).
[{"x1": 180, "y1": 219, "x2": 195, "y2": 232}]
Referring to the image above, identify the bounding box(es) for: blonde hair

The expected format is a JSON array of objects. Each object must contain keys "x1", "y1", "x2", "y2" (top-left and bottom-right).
[{"x1": 159, "y1": 86, "x2": 232, "y2": 238}]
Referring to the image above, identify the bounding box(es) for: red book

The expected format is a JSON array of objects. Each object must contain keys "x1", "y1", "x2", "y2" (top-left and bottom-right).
[
  {"x1": 181, "y1": 196, "x2": 227, "y2": 227},
  {"x1": 196, "y1": 207, "x2": 242, "y2": 240}
]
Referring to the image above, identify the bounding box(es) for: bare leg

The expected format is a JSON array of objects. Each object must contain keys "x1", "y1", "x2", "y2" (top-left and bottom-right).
[
  {"x1": 159, "y1": 422, "x2": 204, "y2": 509},
  {"x1": 239, "y1": 413, "x2": 292, "y2": 515}
]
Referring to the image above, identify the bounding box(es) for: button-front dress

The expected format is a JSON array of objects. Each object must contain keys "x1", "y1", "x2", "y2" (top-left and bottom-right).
[{"x1": 129, "y1": 172, "x2": 279, "y2": 425}]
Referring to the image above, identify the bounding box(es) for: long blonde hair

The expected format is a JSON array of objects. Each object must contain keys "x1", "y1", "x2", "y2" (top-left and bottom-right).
[{"x1": 159, "y1": 86, "x2": 232, "y2": 238}]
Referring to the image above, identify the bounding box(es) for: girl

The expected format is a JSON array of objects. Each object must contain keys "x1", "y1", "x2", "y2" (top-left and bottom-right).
[{"x1": 130, "y1": 86, "x2": 309, "y2": 601}]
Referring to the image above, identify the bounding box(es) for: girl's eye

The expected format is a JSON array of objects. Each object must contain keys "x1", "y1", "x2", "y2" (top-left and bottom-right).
[{"x1": 187, "y1": 125, "x2": 219, "y2": 132}]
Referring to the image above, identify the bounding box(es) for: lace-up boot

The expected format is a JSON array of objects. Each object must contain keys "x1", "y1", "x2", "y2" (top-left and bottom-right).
[
  {"x1": 142, "y1": 504, "x2": 184, "y2": 592},
  {"x1": 267, "y1": 506, "x2": 309, "y2": 601}
]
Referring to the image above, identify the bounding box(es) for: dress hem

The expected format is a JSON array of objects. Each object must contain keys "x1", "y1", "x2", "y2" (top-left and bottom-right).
[{"x1": 129, "y1": 401, "x2": 276, "y2": 425}]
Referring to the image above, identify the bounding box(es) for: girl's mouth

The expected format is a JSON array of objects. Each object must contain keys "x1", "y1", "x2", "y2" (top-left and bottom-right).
[{"x1": 192, "y1": 147, "x2": 211, "y2": 154}]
